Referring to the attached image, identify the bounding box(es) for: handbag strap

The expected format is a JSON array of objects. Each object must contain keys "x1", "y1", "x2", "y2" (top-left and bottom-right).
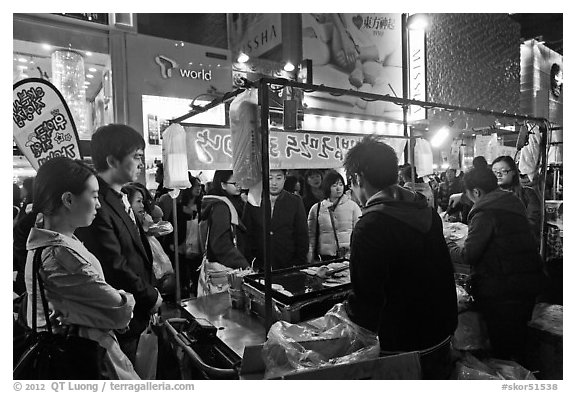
[
  {"x1": 328, "y1": 196, "x2": 343, "y2": 251},
  {"x1": 328, "y1": 207, "x2": 341, "y2": 251},
  {"x1": 314, "y1": 202, "x2": 321, "y2": 259},
  {"x1": 31, "y1": 247, "x2": 52, "y2": 334}
]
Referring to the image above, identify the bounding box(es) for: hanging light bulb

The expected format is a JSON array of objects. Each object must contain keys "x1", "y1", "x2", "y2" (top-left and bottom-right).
[
  {"x1": 431, "y1": 126, "x2": 450, "y2": 147},
  {"x1": 237, "y1": 52, "x2": 249, "y2": 63},
  {"x1": 283, "y1": 61, "x2": 295, "y2": 72}
]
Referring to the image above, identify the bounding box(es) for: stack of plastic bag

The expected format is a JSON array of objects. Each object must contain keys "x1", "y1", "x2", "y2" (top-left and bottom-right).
[
  {"x1": 229, "y1": 88, "x2": 262, "y2": 205},
  {"x1": 261, "y1": 303, "x2": 380, "y2": 379}
]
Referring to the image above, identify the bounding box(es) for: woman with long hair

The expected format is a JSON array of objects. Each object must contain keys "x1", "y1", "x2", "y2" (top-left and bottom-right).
[
  {"x1": 25, "y1": 157, "x2": 138, "y2": 379},
  {"x1": 307, "y1": 170, "x2": 361, "y2": 261},
  {"x1": 302, "y1": 169, "x2": 324, "y2": 214},
  {"x1": 491, "y1": 155, "x2": 542, "y2": 242},
  {"x1": 197, "y1": 170, "x2": 249, "y2": 296}
]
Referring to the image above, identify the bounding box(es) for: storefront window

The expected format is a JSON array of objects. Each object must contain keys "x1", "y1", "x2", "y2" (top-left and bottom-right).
[
  {"x1": 13, "y1": 39, "x2": 113, "y2": 141},
  {"x1": 142, "y1": 94, "x2": 226, "y2": 188}
]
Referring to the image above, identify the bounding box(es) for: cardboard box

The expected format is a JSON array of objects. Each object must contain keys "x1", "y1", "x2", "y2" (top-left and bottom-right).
[{"x1": 239, "y1": 344, "x2": 422, "y2": 380}]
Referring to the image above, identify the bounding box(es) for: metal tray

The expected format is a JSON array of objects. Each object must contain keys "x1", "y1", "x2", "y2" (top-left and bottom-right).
[{"x1": 242, "y1": 259, "x2": 351, "y2": 305}]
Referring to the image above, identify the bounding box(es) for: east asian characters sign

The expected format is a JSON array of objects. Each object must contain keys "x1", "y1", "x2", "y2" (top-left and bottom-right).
[
  {"x1": 185, "y1": 126, "x2": 405, "y2": 170},
  {"x1": 13, "y1": 78, "x2": 82, "y2": 170},
  {"x1": 301, "y1": 13, "x2": 403, "y2": 120}
]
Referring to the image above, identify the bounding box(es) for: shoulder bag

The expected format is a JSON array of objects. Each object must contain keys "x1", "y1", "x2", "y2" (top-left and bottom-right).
[
  {"x1": 197, "y1": 217, "x2": 234, "y2": 297},
  {"x1": 13, "y1": 247, "x2": 106, "y2": 380}
]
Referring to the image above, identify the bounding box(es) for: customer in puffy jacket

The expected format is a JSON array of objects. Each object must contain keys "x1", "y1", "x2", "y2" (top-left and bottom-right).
[
  {"x1": 307, "y1": 170, "x2": 361, "y2": 261},
  {"x1": 447, "y1": 166, "x2": 545, "y2": 362}
]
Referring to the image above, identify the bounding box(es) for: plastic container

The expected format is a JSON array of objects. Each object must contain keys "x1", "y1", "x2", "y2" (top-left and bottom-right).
[{"x1": 229, "y1": 288, "x2": 246, "y2": 310}]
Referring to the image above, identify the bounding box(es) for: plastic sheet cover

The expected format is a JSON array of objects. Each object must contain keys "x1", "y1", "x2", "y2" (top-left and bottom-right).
[
  {"x1": 261, "y1": 303, "x2": 379, "y2": 379},
  {"x1": 455, "y1": 352, "x2": 536, "y2": 380}
]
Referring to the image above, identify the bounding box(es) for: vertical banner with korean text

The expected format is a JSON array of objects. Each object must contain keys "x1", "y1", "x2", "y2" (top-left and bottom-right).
[{"x1": 13, "y1": 78, "x2": 82, "y2": 170}]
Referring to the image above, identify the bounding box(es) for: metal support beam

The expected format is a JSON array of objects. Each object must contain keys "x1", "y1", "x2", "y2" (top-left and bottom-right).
[{"x1": 258, "y1": 80, "x2": 274, "y2": 333}]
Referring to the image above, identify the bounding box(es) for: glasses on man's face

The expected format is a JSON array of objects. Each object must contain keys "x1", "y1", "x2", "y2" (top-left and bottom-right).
[
  {"x1": 492, "y1": 169, "x2": 512, "y2": 177},
  {"x1": 225, "y1": 181, "x2": 241, "y2": 187}
]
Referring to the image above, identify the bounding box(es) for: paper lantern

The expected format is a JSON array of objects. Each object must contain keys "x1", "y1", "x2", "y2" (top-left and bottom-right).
[
  {"x1": 162, "y1": 123, "x2": 191, "y2": 190},
  {"x1": 51, "y1": 50, "x2": 88, "y2": 139}
]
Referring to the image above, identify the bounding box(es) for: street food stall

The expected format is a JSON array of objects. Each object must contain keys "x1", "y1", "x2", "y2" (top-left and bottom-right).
[{"x1": 160, "y1": 76, "x2": 552, "y2": 379}]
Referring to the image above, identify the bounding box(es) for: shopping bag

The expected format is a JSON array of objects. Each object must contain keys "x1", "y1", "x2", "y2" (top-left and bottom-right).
[
  {"x1": 184, "y1": 218, "x2": 201, "y2": 257},
  {"x1": 149, "y1": 235, "x2": 174, "y2": 280},
  {"x1": 134, "y1": 318, "x2": 158, "y2": 380}
]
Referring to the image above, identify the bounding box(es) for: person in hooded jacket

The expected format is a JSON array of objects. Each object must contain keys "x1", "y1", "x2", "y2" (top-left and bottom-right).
[
  {"x1": 307, "y1": 170, "x2": 361, "y2": 261},
  {"x1": 342, "y1": 136, "x2": 457, "y2": 380},
  {"x1": 447, "y1": 166, "x2": 545, "y2": 362}
]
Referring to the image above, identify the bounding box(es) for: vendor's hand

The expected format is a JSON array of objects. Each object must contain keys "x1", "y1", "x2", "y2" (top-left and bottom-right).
[
  {"x1": 448, "y1": 193, "x2": 463, "y2": 209},
  {"x1": 150, "y1": 289, "x2": 163, "y2": 314}
]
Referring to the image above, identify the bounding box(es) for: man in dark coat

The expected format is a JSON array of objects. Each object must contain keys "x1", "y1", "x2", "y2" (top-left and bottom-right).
[
  {"x1": 76, "y1": 124, "x2": 162, "y2": 363},
  {"x1": 243, "y1": 169, "x2": 309, "y2": 271},
  {"x1": 447, "y1": 166, "x2": 545, "y2": 362},
  {"x1": 343, "y1": 136, "x2": 458, "y2": 379}
]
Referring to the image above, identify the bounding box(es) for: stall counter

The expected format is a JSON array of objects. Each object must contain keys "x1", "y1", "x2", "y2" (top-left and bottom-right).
[{"x1": 181, "y1": 292, "x2": 267, "y2": 358}]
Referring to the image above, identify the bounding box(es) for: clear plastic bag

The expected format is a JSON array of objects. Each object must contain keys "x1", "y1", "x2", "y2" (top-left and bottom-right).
[
  {"x1": 149, "y1": 235, "x2": 174, "y2": 280},
  {"x1": 455, "y1": 352, "x2": 536, "y2": 380},
  {"x1": 261, "y1": 303, "x2": 380, "y2": 379},
  {"x1": 229, "y1": 88, "x2": 262, "y2": 190},
  {"x1": 452, "y1": 310, "x2": 491, "y2": 351}
]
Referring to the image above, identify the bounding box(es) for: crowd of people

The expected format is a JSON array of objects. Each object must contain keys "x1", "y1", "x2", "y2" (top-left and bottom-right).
[{"x1": 13, "y1": 123, "x2": 550, "y2": 380}]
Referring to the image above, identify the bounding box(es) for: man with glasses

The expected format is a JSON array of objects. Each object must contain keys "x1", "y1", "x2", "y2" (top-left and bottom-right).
[{"x1": 342, "y1": 136, "x2": 457, "y2": 379}]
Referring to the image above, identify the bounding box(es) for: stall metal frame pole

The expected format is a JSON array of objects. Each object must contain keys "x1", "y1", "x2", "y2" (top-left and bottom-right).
[
  {"x1": 169, "y1": 76, "x2": 552, "y2": 331},
  {"x1": 258, "y1": 79, "x2": 274, "y2": 332}
]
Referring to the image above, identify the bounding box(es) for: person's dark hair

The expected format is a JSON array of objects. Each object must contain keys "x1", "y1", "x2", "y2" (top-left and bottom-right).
[
  {"x1": 210, "y1": 170, "x2": 234, "y2": 196},
  {"x1": 32, "y1": 157, "x2": 96, "y2": 216},
  {"x1": 321, "y1": 170, "x2": 345, "y2": 199},
  {"x1": 399, "y1": 164, "x2": 419, "y2": 182},
  {"x1": 303, "y1": 169, "x2": 323, "y2": 198},
  {"x1": 121, "y1": 183, "x2": 145, "y2": 209},
  {"x1": 22, "y1": 177, "x2": 34, "y2": 202},
  {"x1": 343, "y1": 136, "x2": 398, "y2": 189},
  {"x1": 91, "y1": 124, "x2": 145, "y2": 172},
  {"x1": 182, "y1": 175, "x2": 203, "y2": 205},
  {"x1": 491, "y1": 155, "x2": 520, "y2": 187},
  {"x1": 462, "y1": 166, "x2": 498, "y2": 194},
  {"x1": 123, "y1": 182, "x2": 154, "y2": 214},
  {"x1": 472, "y1": 156, "x2": 488, "y2": 169},
  {"x1": 13, "y1": 183, "x2": 22, "y2": 207},
  {"x1": 284, "y1": 175, "x2": 303, "y2": 194}
]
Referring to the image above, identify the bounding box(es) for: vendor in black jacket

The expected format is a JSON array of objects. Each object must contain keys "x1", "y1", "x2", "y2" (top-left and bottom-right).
[
  {"x1": 342, "y1": 136, "x2": 457, "y2": 379},
  {"x1": 447, "y1": 166, "x2": 545, "y2": 362}
]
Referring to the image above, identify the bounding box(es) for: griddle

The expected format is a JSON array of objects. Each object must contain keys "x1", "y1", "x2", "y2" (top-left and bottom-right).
[{"x1": 242, "y1": 259, "x2": 351, "y2": 305}]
